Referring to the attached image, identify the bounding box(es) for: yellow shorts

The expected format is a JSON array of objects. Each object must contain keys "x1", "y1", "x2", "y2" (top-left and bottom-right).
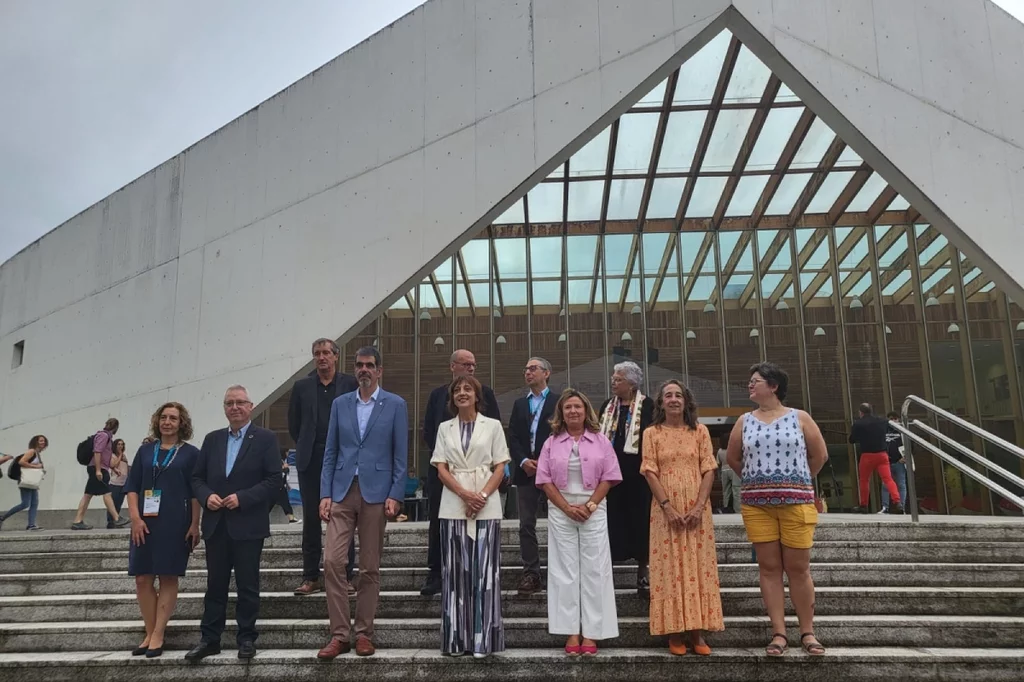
[{"x1": 741, "y1": 503, "x2": 818, "y2": 549}]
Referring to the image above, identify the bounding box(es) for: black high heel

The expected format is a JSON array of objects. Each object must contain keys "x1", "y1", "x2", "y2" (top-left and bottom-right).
[
  {"x1": 145, "y1": 647, "x2": 163, "y2": 658},
  {"x1": 131, "y1": 646, "x2": 148, "y2": 656}
]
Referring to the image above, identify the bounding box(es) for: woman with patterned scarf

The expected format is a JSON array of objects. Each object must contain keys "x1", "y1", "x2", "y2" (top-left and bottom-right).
[{"x1": 598, "y1": 360, "x2": 655, "y2": 596}]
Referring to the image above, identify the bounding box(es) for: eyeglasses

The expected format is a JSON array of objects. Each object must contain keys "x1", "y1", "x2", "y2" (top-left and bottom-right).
[
  {"x1": 524, "y1": 365, "x2": 545, "y2": 373},
  {"x1": 223, "y1": 400, "x2": 252, "y2": 408},
  {"x1": 354, "y1": 361, "x2": 377, "y2": 369},
  {"x1": 748, "y1": 378, "x2": 766, "y2": 388},
  {"x1": 610, "y1": 376, "x2": 626, "y2": 384}
]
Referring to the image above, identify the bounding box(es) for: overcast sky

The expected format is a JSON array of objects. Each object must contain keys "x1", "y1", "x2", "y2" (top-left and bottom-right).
[{"x1": 1, "y1": 0, "x2": 1022, "y2": 266}]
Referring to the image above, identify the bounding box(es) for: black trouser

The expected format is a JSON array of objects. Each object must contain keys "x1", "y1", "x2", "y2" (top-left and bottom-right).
[
  {"x1": 269, "y1": 485, "x2": 293, "y2": 516},
  {"x1": 426, "y1": 466, "x2": 442, "y2": 578},
  {"x1": 516, "y1": 479, "x2": 547, "y2": 578},
  {"x1": 200, "y1": 524, "x2": 264, "y2": 646},
  {"x1": 299, "y1": 453, "x2": 354, "y2": 582}
]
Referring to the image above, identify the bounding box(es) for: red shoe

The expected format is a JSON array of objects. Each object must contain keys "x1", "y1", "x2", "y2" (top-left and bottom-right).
[
  {"x1": 580, "y1": 644, "x2": 598, "y2": 656},
  {"x1": 564, "y1": 644, "x2": 580, "y2": 656}
]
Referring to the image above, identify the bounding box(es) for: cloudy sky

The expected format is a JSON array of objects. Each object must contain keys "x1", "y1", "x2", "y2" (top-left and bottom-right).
[{"x1": 1, "y1": 0, "x2": 1022, "y2": 266}]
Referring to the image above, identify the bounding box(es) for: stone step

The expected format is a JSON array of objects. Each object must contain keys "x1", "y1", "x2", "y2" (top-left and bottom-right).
[
  {"x1": 1, "y1": 615, "x2": 1022, "y2": 653},
  {"x1": 2, "y1": 586, "x2": 1020, "y2": 623},
  {"x1": 0, "y1": 647, "x2": 1022, "y2": 681},
  {"x1": 0, "y1": 517, "x2": 1020, "y2": 554},
  {"x1": 2, "y1": 540, "x2": 1022, "y2": 574},
  {"x1": 2, "y1": 562, "x2": 1022, "y2": 597}
]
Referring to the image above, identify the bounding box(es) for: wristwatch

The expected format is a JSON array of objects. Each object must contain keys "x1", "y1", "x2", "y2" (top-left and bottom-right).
[
  {"x1": 480, "y1": 491, "x2": 489, "y2": 500},
  {"x1": 586, "y1": 500, "x2": 598, "y2": 513}
]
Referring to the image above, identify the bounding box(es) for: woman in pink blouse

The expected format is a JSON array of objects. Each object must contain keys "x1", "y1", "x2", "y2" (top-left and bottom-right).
[{"x1": 536, "y1": 389, "x2": 622, "y2": 656}]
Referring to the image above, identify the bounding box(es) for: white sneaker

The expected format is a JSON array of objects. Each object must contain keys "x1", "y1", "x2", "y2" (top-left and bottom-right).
[{"x1": 876, "y1": 507, "x2": 888, "y2": 514}]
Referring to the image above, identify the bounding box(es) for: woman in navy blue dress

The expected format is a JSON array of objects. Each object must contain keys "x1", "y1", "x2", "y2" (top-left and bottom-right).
[{"x1": 126, "y1": 401, "x2": 201, "y2": 658}]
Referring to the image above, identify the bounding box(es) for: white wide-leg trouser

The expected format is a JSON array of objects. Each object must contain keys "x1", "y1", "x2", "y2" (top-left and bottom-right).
[{"x1": 546, "y1": 493, "x2": 619, "y2": 640}]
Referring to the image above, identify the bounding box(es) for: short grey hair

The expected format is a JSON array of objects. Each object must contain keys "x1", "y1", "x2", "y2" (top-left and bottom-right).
[
  {"x1": 354, "y1": 346, "x2": 382, "y2": 367},
  {"x1": 311, "y1": 338, "x2": 340, "y2": 355},
  {"x1": 224, "y1": 384, "x2": 250, "y2": 399},
  {"x1": 529, "y1": 357, "x2": 552, "y2": 373},
  {"x1": 613, "y1": 361, "x2": 643, "y2": 389}
]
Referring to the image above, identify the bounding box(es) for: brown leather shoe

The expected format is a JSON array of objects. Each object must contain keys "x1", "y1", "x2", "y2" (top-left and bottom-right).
[
  {"x1": 354, "y1": 635, "x2": 375, "y2": 657},
  {"x1": 517, "y1": 573, "x2": 541, "y2": 595},
  {"x1": 294, "y1": 579, "x2": 323, "y2": 596},
  {"x1": 316, "y1": 638, "x2": 350, "y2": 660}
]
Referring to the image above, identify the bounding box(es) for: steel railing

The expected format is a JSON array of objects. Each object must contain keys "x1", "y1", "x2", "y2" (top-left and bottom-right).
[{"x1": 892, "y1": 395, "x2": 1024, "y2": 522}]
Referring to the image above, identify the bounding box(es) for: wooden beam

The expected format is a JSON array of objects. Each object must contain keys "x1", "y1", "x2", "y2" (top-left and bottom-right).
[
  {"x1": 738, "y1": 229, "x2": 788, "y2": 307},
  {"x1": 787, "y1": 137, "x2": 846, "y2": 226},
  {"x1": 767, "y1": 228, "x2": 827, "y2": 304},
  {"x1": 749, "y1": 107, "x2": 816, "y2": 229},
  {"x1": 826, "y1": 168, "x2": 872, "y2": 226},
  {"x1": 799, "y1": 226, "x2": 866, "y2": 301},
  {"x1": 891, "y1": 245, "x2": 953, "y2": 304},
  {"x1": 682, "y1": 232, "x2": 715, "y2": 301},
  {"x1": 645, "y1": 233, "x2": 678, "y2": 308},
  {"x1": 866, "y1": 186, "x2": 899, "y2": 224},
  {"x1": 709, "y1": 76, "x2": 782, "y2": 231},
  {"x1": 709, "y1": 231, "x2": 752, "y2": 306},
  {"x1": 616, "y1": 235, "x2": 641, "y2": 312},
  {"x1": 428, "y1": 272, "x2": 448, "y2": 317},
  {"x1": 488, "y1": 237, "x2": 505, "y2": 316},
  {"x1": 456, "y1": 252, "x2": 476, "y2": 316},
  {"x1": 636, "y1": 71, "x2": 678, "y2": 232},
  {"x1": 863, "y1": 225, "x2": 939, "y2": 304}
]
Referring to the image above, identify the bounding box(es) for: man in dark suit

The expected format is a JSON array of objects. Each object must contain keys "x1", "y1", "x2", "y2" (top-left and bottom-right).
[
  {"x1": 186, "y1": 385, "x2": 282, "y2": 661},
  {"x1": 288, "y1": 338, "x2": 358, "y2": 595},
  {"x1": 507, "y1": 356, "x2": 558, "y2": 595},
  {"x1": 419, "y1": 349, "x2": 501, "y2": 596}
]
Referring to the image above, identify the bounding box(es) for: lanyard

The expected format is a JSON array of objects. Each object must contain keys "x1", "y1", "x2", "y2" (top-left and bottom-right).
[
  {"x1": 151, "y1": 442, "x2": 179, "y2": 486},
  {"x1": 529, "y1": 389, "x2": 549, "y2": 417}
]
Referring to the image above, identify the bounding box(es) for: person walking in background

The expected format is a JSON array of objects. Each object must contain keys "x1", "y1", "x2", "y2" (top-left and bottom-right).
[
  {"x1": 0, "y1": 435, "x2": 48, "y2": 531},
  {"x1": 430, "y1": 375, "x2": 509, "y2": 658},
  {"x1": 126, "y1": 402, "x2": 201, "y2": 658},
  {"x1": 507, "y1": 357, "x2": 558, "y2": 596},
  {"x1": 598, "y1": 361, "x2": 654, "y2": 597},
  {"x1": 717, "y1": 433, "x2": 741, "y2": 514},
  {"x1": 537, "y1": 389, "x2": 621, "y2": 657},
  {"x1": 269, "y1": 453, "x2": 299, "y2": 523},
  {"x1": 420, "y1": 349, "x2": 500, "y2": 597},
  {"x1": 727, "y1": 362, "x2": 829, "y2": 657},
  {"x1": 317, "y1": 347, "x2": 408, "y2": 660},
  {"x1": 72, "y1": 418, "x2": 131, "y2": 530},
  {"x1": 288, "y1": 338, "x2": 358, "y2": 596},
  {"x1": 106, "y1": 439, "x2": 130, "y2": 529},
  {"x1": 882, "y1": 411, "x2": 908, "y2": 514},
  {"x1": 186, "y1": 385, "x2": 282, "y2": 661},
  {"x1": 849, "y1": 403, "x2": 904, "y2": 514},
  {"x1": 641, "y1": 380, "x2": 723, "y2": 656}
]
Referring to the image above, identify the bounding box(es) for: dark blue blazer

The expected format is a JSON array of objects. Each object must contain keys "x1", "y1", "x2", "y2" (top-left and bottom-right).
[{"x1": 192, "y1": 424, "x2": 282, "y2": 541}]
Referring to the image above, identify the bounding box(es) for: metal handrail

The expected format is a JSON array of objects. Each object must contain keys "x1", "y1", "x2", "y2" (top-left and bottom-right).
[{"x1": 899, "y1": 395, "x2": 1024, "y2": 522}]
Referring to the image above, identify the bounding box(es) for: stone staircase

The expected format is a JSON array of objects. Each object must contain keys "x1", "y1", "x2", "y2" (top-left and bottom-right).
[{"x1": 0, "y1": 515, "x2": 1021, "y2": 680}]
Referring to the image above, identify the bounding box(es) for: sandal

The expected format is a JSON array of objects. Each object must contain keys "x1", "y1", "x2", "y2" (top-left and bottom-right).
[
  {"x1": 766, "y1": 633, "x2": 788, "y2": 657},
  {"x1": 801, "y1": 632, "x2": 825, "y2": 656}
]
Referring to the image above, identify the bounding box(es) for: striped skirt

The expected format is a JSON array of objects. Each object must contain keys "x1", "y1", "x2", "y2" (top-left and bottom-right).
[{"x1": 439, "y1": 518, "x2": 505, "y2": 655}]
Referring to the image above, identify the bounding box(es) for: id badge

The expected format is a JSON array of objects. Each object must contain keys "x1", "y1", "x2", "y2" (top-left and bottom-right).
[{"x1": 144, "y1": 489, "x2": 162, "y2": 517}]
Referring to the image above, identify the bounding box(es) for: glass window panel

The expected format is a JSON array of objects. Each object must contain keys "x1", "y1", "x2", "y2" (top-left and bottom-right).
[
  {"x1": 685, "y1": 275, "x2": 716, "y2": 301},
  {"x1": 795, "y1": 227, "x2": 815, "y2": 252},
  {"x1": 848, "y1": 272, "x2": 873, "y2": 297},
  {"x1": 500, "y1": 281, "x2": 528, "y2": 306},
  {"x1": 800, "y1": 271, "x2": 833, "y2": 298},
  {"x1": 806, "y1": 171, "x2": 856, "y2": 213},
  {"x1": 642, "y1": 233, "x2": 674, "y2": 275},
  {"x1": 606, "y1": 179, "x2": 645, "y2": 220},
  {"x1": 922, "y1": 266, "x2": 951, "y2": 292},
  {"x1": 701, "y1": 109, "x2": 756, "y2": 172},
  {"x1": 675, "y1": 31, "x2": 730, "y2": 105},
  {"x1": 419, "y1": 283, "x2": 440, "y2": 310},
  {"x1": 761, "y1": 273, "x2": 784, "y2": 294},
  {"x1": 889, "y1": 195, "x2": 910, "y2": 211},
  {"x1": 837, "y1": 145, "x2": 863, "y2": 167},
  {"x1": 757, "y1": 230, "x2": 792, "y2": 271},
  {"x1": 846, "y1": 172, "x2": 889, "y2": 212},
  {"x1": 718, "y1": 231, "x2": 741, "y2": 265},
  {"x1": 530, "y1": 236, "x2": 563, "y2": 279},
  {"x1": 547, "y1": 163, "x2": 565, "y2": 180},
  {"x1": 791, "y1": 118, "x2": 835, "y2": 169},
  {"x1": 528, "y1": 182, "x2": 563, "y2": 223},
  {"x1": 657, "y1": 111, "x2": 706, "y2": 173},
  {"x1": 776, "y1": 82, "x2": 798, "y2": 102},
  {"x1": 648, "y1": 276, "x2": 680, "y2": 303},
  {"x1": 687, "y1": 176, "x2": 729, "y2": 217},
  {"x1": 566, "y1": 235, "x2": 598, "y2": 277},
  {"x1": 726, "y1": 175, "x2": 770, "y2": 216},
  {"x1": 805, "y1": 238, "x2": 831, "y2": 270},
  {"x1": 613, "y1": 113, "x2": 659, "y2": 173},
  {"x1": 723, "y1": 46, "x2": 772, "y2": 103},
  {"x1": 963, "y1": 267, "x2": 982, "y2": 286},
  {"x1": 461, "y1": 240, "x2": 490, "y2": 280},
  {"x1": 918, "y1": 233, "x2": 947, "y2": 263},
  {"x1": 882, "y1": 270, "x2": 911, "y2": 295},
  {"x1": 647, "y1": 177, "x2": 685, "y2": 219},
  {"x1": 566, "y1": 180, "x2": 603, "y2": 222},
  {"x1": 567, "y1": 279, "x2": 592, "y2": 304},
  {"x1": 494, "y1": 198, "x2": 524, "y2": 224},
  {"x1": 433, "y1": 258, "x2": 454, "y2": 282},
  {"x1": 765, "y1": 173, "x2": 811, "y2": 214},
  {"x1": 494, "y1": 238, "x2": 527, "y2": 278},
  {"x1": 724, "y1": 273, "x2": 752, "y2": 298},
  {"x1": 839, "y1": 234, "x2": 870, "y2": 270},
  {"x1": 745, "y1": 107, "x2": 804, "y2": 171},
  {"x1": 680, "y1": 232, "x2": 713, "y2": 273},
  {"x1": 468, "y1": 283, "x2": 490, "y2": 306},
  {"x1": 531, "y1": 280, "x2": 561, "y2": 305},
  {"x1": 638, "y1": 78, "x2": 668, "y2": 105},
  {"x1": 877, "y1": 228, "x2": 907, "y2": 266},
  {"x1": 604, "y1": 234, "x2": 635, "y2": 276},
  {"x1": 389, "y1": 292, "x2": 411, "y2": 310},
  {"x1": 569, "y1": 128, "x2": 611, "y2": 177}
]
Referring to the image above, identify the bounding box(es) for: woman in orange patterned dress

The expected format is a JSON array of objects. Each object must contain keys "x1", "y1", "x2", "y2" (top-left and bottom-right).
[{"x1": 640, "y1": 379, "x2": 723, "y2": 655}]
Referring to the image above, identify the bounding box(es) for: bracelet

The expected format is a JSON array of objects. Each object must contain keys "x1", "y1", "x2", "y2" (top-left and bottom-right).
[{"x1": 659, "y1": 498, "x2": 670, "y2": 508}]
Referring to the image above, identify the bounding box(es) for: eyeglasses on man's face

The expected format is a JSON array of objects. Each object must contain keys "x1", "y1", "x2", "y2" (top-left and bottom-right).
[
  {"x1": 223, "y1": 400, "x2": 252, "y2": 408},
  {"x1": 354, "y1": 361, "x2": 378, "y2": 370},
  {"x1": 524, "y1": 365, "x2": 545, "y2": 374}
]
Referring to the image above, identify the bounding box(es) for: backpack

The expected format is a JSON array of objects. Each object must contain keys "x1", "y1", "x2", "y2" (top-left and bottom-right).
[
  {"x1": 6, "y1": 457, "x2": 18, "y2": 482},
  {"x1": 76, "y1": 435, "x2": 96, "y2": 466}
]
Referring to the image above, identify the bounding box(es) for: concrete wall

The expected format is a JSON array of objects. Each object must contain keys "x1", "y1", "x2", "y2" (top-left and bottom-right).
[{"x1": 0, "y1": 0, "x2": 731, "y2": 509}]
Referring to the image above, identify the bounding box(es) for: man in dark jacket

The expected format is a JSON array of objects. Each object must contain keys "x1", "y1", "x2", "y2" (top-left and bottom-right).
[
  {"x1": 507, "y1": 357, "x2": 558, "y2": 595},
  {"x1": 288, "y1": 338, "x2": 358, "y2": 595},
  {"x1": 187, "y1": 385, "x2": 282, "y2": 661},
  {"x1": 849, "y1": 403, "x2": 903, "y2": 514},
  {"x1": 419, "y1": 349, "x2": 500, "y2": 596}
]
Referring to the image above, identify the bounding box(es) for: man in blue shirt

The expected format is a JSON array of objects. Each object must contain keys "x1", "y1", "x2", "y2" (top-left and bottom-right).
[{"x1": 507, "y1": 357, "x2": 558, "y2": 595}]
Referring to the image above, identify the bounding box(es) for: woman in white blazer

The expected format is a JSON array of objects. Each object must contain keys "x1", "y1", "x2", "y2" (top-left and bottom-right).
[{"x1": 430, "y1": 375, "x2": 510, "y2": 658}]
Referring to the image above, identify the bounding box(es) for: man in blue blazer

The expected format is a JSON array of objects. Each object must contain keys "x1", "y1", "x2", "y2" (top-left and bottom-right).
[
  {"x1": 187, "y1": 385, "x2": 282, "y2": 662},
  {"x1": 316, "y1": 346, "x2": 408, "y2": 660}
]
